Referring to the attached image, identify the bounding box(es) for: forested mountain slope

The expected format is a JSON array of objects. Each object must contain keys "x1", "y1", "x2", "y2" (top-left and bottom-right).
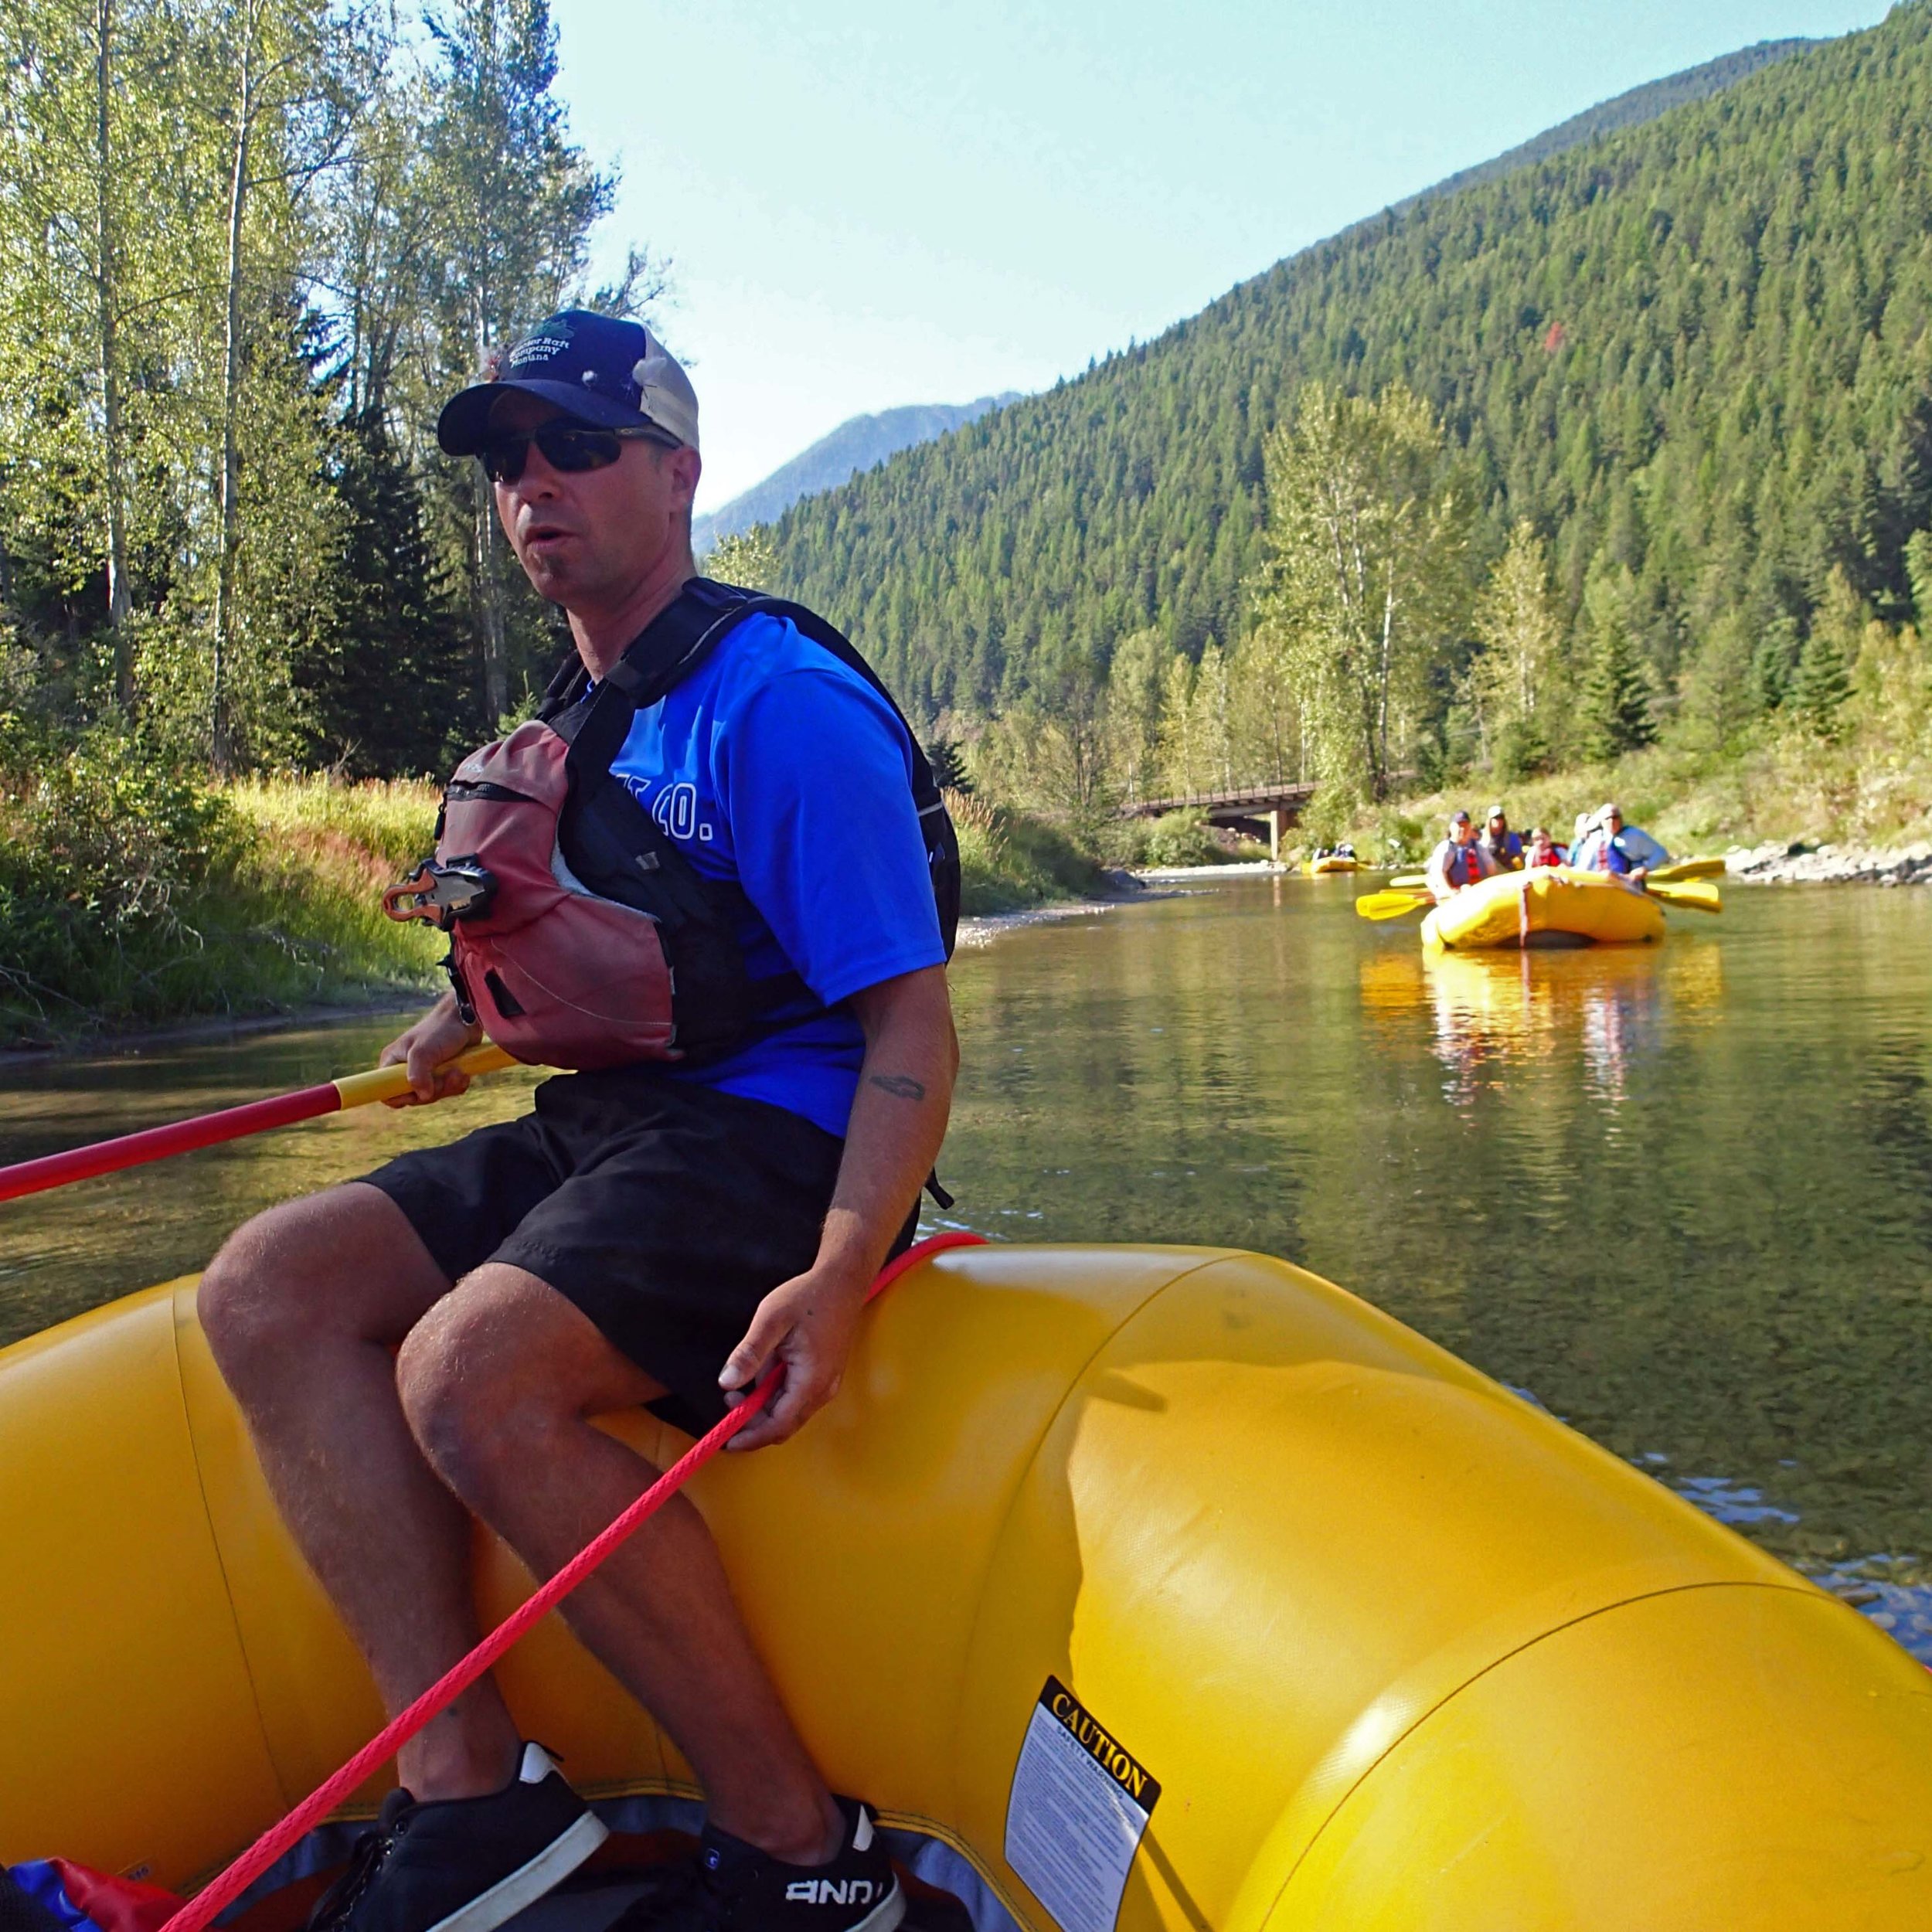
[
  {"x1": 693, "y1": 394, "x2": 1020, "y2": 549},
  {"x1": 1392, "y1": 38, "x2": 1815, "y2": 213},
  {"x1": 771, "y1": 6, "x2": 1932, "y2": 725}
]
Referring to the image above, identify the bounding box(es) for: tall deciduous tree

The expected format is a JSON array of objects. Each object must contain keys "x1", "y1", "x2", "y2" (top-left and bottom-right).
[
  {"x1": 420, "y1": 0, "x2": 662, "y2": 723},
  {"x1": 1251, "y1": 381, "x2": 1469, "y2": 810},
  {"x1": 0, "y1": 0, "x2": 195, "y2": 709},
  {"x1": 201, "y1": 0, "x2": 374, "y2": 770},
  {"x1": 1467, "y1": 520, "x2": 1563, "y2": 777},
  {"x1": 1104, "y1": 625, "x2": 1167, "y2": 804}
]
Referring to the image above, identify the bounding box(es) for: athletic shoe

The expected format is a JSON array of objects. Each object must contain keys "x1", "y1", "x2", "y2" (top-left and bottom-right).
[
  {"x1": 624, "y1": 1796, "x2": 902, "y2": 1932},
  {"x1": 306, "y1": 1742, "x2": 609, "y2": 1932}
]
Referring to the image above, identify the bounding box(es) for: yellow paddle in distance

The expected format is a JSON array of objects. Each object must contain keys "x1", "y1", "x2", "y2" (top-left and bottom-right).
[
  {"x1": 1355, "y1": 878, "x2": 1721, "y2": 923},
  {"x1": 1649, "y1": 877, "x2": 1723, "y2": 913},
  {"x1": 1355, "y1": 886, "x2": 1435, "y2": 921}
]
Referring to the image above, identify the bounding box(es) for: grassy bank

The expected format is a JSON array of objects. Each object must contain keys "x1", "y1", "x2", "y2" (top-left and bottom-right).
[
  {"x1": 0, "y1": 733, "x2": 447, "y2": 1047},
  {"x1": 0, "y1": 733, "x2": 1105, "y2": 1045}
]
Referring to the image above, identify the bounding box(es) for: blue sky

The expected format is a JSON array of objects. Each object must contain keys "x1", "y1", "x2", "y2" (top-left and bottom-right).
[{"x1": 546, "y1": 1, "x2": 1887, "y2": 512}]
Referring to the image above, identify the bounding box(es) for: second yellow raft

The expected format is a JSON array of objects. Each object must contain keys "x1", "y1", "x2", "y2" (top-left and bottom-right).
[{"x1": 1422, "y1": 864, "x2": 1666, "y2": 950}]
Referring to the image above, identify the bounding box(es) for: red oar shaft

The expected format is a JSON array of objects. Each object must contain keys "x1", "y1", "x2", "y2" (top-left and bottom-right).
[
  {"x1": 0, "y1": 1044, "x2": 516, "y2": 1206},
  {"x1": 160, "y1": 1227, "x2": 988, "y2": 1932},
  {"x1": 0, "y1": 1086, "x2": 341, "y2": 1204}
]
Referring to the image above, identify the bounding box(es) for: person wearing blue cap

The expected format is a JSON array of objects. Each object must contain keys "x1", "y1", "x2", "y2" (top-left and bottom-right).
[{"x1": 196, "y1": 311, "x2": 949, "y2": 1932}]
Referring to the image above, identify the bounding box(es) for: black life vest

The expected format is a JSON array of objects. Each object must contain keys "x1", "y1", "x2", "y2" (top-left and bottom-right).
[{"x1": 383, "y1": 578, "x2": 960, "y2": 1070}]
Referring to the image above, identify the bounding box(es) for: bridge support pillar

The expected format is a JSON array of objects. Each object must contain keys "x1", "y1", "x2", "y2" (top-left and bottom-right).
[{"x1": 1266, "y1": 808, "x2": 1288, "y2": 866}]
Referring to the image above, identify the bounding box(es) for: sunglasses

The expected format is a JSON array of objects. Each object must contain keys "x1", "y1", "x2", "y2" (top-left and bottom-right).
[{"x1": 479, "y1": 422, "x2": 679, "y2": 485}]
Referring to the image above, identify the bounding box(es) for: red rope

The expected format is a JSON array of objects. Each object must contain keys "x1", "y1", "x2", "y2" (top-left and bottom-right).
[{"x1": 162, "y1": 1229, "x2": 988, "y2": 1932}]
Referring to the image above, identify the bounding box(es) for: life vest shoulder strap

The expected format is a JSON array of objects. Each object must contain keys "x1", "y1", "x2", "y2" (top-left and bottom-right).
[{"x1": 542, "y1": 579, "x2": 960, "y2": 961}]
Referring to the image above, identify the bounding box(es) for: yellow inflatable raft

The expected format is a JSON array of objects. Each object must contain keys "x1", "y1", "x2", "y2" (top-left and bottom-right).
[
  {"x1": 1303, "y1": 855, "x2": 1359, "y2": 875},
  {"x1": 4, "y1": 1245, "x2": 1930, "y2": 1930},
  {"x1": 1421, "y1": 864, "x2": 1666, "y2": 950}
]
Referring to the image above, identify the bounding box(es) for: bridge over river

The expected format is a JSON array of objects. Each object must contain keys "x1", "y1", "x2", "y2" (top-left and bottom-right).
[{"x1": 1120, "y1": 783, "x2": 1315, "y2": 862}]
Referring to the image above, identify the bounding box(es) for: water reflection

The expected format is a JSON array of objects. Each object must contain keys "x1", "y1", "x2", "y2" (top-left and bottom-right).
[{"x1": 1380, "y1": 944, "x2": 1727, "y2": 1114}]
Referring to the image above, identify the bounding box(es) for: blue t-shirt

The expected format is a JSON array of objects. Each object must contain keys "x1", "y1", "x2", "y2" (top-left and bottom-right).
[{"x1": 597, "y1": 609, "x2": 945, "y2": 1137}]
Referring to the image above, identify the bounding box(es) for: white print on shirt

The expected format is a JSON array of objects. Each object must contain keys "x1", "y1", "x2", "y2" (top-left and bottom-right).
[
  {"x1": 651, "y1": 781, "x2": 700, "y2": 840},
  {"x1": 617, "y1": 774, "x2": 717, "y2": 847}
]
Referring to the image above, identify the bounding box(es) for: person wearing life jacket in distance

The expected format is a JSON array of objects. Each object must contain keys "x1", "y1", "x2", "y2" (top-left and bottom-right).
[
  {"x1": 1480, "y1": 804, "x2": 1524, "y2": 871},
  {"x1": 1425, "y1": 808, "x2": 1498, "y2": 901},
  {"x1": 1574, "y1": 801, "x2": 1668, "y2": 886},
  {"x1": 195, "y1": 313, "x2": 951, "y2": 1932},
  {"x1": 1524, "y1": 825, "x2": 1564, "y2": 868}
]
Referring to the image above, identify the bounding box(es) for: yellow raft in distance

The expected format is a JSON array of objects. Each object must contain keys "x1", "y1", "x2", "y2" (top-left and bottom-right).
[
  {"x1": 1304, "y1": 855, "x2": 1359, "y2": 875},
  {"x1": 3, "y1": 1243, "x2": 1930, "y2": 1930},
  {"x1": 1421, "y1": 863, "x2": 1667, "y2": 950}
]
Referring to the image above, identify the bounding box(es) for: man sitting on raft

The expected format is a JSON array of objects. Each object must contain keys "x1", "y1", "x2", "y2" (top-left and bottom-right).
[
  {"x1": 1426, "y1": 808, "x2": 1498, "y2": 900},
  {"x1": 196, "y1": 312, "x2": 953, "y2": 1932},
  {"x1": 1574, "y1": 801, "x2": 1669, "y2": 884}
]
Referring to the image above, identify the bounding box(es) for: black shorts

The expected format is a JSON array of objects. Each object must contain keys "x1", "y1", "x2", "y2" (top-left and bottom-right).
[{"x1": 360, "y1": 1067, "x2": 887, "y2": 1436}]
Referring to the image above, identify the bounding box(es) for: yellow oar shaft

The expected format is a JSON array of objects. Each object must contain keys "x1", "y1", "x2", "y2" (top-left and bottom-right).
[{"x1": 332, "y1": 1042, "x2": 518, "y2": 1107}]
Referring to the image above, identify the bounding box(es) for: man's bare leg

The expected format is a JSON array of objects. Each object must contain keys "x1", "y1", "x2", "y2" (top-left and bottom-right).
[
  {"x1": 197, "y1": 1184, "x2": 522, "y2": 1799},
  {"x1": 395, "y1": 1265, "x2": 843, "y2": 1866}
]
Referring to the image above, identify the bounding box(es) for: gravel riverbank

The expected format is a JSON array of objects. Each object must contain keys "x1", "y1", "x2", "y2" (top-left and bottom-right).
[{"x1": 1727, "y1": 841, "x2": 1932, "y2": 887}]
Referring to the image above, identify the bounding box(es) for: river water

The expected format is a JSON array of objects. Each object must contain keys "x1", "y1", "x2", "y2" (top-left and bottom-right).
[{"x1": 5, "y1": 875, "x2": 1930, "y2": 1657}]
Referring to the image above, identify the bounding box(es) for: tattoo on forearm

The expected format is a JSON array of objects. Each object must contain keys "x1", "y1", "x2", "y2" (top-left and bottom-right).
[{"x1": 869, "y1": 1073, "x2": 927, "y2": 1101}]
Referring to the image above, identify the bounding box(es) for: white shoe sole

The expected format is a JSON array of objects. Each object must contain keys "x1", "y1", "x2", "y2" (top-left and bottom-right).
[
  {"x1": 425, "y1": 1809, "x2": 610, "y2": 1932},
  {"x1": 846, "y1": 1881, "x2": 905, "y2": 1932}
]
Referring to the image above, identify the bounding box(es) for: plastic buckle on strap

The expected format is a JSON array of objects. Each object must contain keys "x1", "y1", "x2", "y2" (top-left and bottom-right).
[{"x1": 381, "y1": 859, "x2": 498, "y2": 930}]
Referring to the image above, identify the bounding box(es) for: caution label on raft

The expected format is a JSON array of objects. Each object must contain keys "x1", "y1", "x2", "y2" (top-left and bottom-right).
[{"x1": 1005, "y1": 1676, "x2": 1161, "y2": 1932}]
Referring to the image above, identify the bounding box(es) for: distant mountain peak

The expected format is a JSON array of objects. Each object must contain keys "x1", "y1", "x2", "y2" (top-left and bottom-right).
[{"x1": 694, "y1": 393, "x2": 1022, "y2": 552}]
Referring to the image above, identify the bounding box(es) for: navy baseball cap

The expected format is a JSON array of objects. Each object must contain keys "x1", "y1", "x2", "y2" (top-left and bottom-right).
[{"x1": 437, "y1": 309, "x2": 700, "y2": 456}]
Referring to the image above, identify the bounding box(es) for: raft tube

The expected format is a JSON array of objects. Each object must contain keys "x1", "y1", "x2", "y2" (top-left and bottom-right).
[
  {"x1": 3, "y1": 1246, "x2": 1930, "y2": 1930},
  {"x1": 1421, "y1": 863, "x2": 1665, "y2": 950}
]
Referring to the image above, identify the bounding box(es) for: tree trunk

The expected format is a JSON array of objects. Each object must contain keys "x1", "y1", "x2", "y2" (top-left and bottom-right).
[
  {"x1": 209, "y1": 6, "x2": 256, "y2": 774},
  {"x1": 94, "y1": 0, "x2": 134, "y2": 709},
  {"x1": 468, "y1": 291, "x2": 508, "y2": 723},
  {"x1": 1372, "y1": 572, "x2": 1397, "y2": 799},
  {"x1": 474, "y1": 468, "x2": 508, "y2": 723}
]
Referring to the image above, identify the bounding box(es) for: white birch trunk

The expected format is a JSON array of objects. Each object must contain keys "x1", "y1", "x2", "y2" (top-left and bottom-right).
[
  {"x1": 209, "y1": 2, "x2": 257, "y2": 772},
  {"x1": 94, "y1": 0, "x2": 133, "y2": 707}
]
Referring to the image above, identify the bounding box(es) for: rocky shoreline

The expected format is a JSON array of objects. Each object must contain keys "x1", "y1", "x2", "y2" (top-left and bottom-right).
[{"x1": 1726, "y1": 841, "x2": 1932, "y2": 887}]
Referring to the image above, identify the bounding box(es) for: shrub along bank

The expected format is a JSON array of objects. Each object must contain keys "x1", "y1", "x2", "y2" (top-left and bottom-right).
[{"x1": 0, "y1": 726, "x2": 447, "y2": 1047}]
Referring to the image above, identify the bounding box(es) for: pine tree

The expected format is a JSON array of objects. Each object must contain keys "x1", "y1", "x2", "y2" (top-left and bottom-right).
[
  {"x1": 1907, "y1": 529, "x2": 1932, "y2": 633},
  {"x1": 300, "y1": 405, "x2": 476, "y2": 776},
  {"x1": 1790, "y1": 568, "x2": 1860, "y2": 741},
  {"x1": 1577, "y1": 573, "x2": 1655, "y2": 761}
]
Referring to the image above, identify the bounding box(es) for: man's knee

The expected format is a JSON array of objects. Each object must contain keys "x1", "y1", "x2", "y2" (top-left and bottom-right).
[
  {"x1": 396, "y1": 1267, "x2": 644, "y2": 1505},
  {"x1": 199, "y1": 1184, "x2": 440, "y2": 1389},
  {"x1": 199, "y1": 1198, "x2": 321, "y2": 1384},
  {"x1": 396, "y1": 1271, "x2": 537, "y2": 1501}
]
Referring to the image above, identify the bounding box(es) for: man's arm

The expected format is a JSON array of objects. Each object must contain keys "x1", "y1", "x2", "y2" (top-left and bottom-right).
[{"x1": 719, "y1": 964, "x2": 957, "y2": 1450}]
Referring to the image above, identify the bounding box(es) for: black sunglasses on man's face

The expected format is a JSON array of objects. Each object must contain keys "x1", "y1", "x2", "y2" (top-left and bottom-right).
[{"x1": 479, "y1": 422, "x2": 678, "y2": 485}]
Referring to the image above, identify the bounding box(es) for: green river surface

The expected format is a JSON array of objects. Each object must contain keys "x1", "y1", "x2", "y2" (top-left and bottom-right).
[{"x1": 5, "y1": 873, "x2": 1931, "y2": 1659}]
